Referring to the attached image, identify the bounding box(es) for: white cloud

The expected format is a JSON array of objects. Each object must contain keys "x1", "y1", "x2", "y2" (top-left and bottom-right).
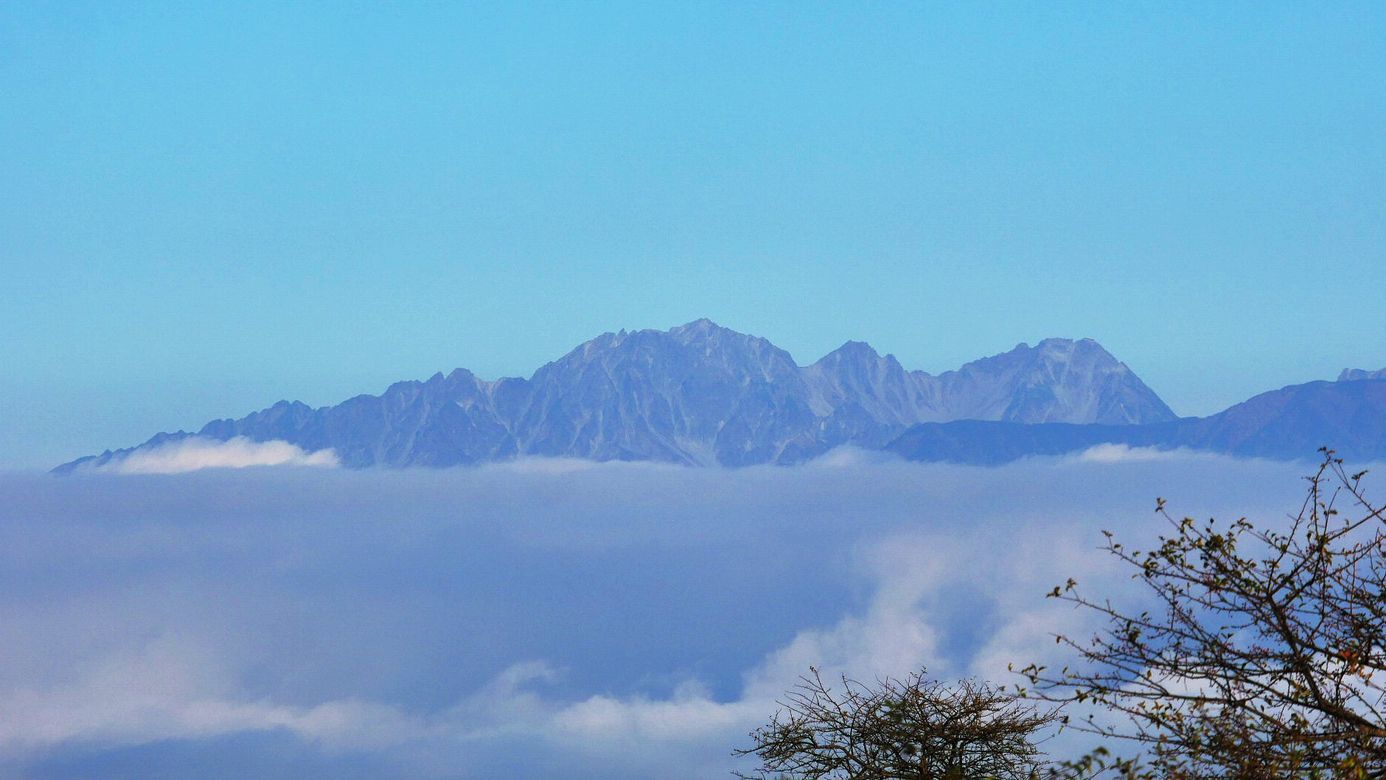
[
  {"x1": 102, "y1": 436, "x2": 339, "y2": 474},
  {"x1": 0, "y1": 635, "x2": 419, "y2": 754},
  {"x1": 805, "y1": 446, "x2": 902, "y2": 468},
  {"x1": 551, "y1": 684, "x2": 756, "y2": 746},
  {"x1": 1074, "y1": 443, "x2": 1182, "y2": 464},
  {"x1": 516, "y1": 532, "x2": 1115, "y2": 761}
]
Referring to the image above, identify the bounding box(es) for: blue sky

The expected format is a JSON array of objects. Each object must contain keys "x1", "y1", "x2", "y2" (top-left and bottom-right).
[{"x1": 3, "y1": 2, "x2": 1384, "y2": 468}]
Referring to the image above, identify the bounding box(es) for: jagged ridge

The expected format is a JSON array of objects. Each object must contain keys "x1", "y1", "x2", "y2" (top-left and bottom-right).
[{"x1": 55, "y1": 320, "x2": 1174, "y2": 471}]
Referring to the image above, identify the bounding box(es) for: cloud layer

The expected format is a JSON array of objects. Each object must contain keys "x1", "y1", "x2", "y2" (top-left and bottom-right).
[{"x1": 0, "y1": 453, "x2": 1344, "y2": 777}]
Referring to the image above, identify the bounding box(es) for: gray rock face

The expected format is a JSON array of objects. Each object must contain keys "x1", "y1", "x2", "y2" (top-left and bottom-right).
[
  {"x1": 511, "y1": 320, "x2": 822, "y2": 466},
  {"x1": 56, "y1": 320, "x2": 1176, "y2": 471}
]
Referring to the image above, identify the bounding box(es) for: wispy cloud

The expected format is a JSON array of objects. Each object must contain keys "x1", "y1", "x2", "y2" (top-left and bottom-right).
[
  {"x1": 0, "y1": 634, "x2": 421, "y2": 754},
  {"x1": 1074, "y1": 443, "x2": 1184, "y2": 464},
  {"x1": 98, "y1": 436, "x2": 339, "y2": 474}
]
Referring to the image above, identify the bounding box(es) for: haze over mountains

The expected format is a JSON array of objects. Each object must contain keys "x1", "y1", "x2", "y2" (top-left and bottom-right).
[{"x1": 57, "y1": 321, "x2": 1386, "y2": 472}]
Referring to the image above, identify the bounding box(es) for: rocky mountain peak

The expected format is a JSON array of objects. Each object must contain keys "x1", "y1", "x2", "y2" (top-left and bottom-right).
[
  {"x1": 667, "y1": 318, "x2": 762, "y2": 347},
  {"x1": 1027, "y1": 337, "x2": 1120, "y2": 365},
  {"x1": 815, "y1": 340, "x2": 886, "y2": 364},
  {"x1": 928, "y1": 337, "x2": 1171, "y2": 425}
]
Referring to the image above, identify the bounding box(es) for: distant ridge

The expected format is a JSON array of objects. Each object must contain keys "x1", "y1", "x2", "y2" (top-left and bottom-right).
[
  {"x1": 55, "y1": 320, "x2": 1175, "y2": 471},
  {"x1": 887, "y1": 378, "x2": 1386, "y2": 465}
]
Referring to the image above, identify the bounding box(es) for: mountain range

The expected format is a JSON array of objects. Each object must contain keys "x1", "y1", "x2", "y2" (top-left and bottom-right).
[{"x1": 55, "y1": 320, "x2": 1386, "y2": 472}]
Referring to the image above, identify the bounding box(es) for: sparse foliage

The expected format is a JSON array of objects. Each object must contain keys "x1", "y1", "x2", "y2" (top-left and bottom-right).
[
  {"x1": 736, "y1": 667, "x2": 1055, "y2": 779},
  {"x1": 1019, "y1": 450, "x2": 1386, "y2": 777}
]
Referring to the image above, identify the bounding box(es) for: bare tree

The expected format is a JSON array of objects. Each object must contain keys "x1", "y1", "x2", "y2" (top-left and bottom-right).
[
  {"x1": 736, "y1": 667, "x2": 1055, "y2": 779},
  {"x1": 1018, "y1": 450, "x2": 1386, "y2": 778}
]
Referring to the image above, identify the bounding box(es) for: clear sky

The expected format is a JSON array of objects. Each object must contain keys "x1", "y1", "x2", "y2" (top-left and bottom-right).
[{"x1": 2, "y1": 2, "x2": 1384, "y2": 468}]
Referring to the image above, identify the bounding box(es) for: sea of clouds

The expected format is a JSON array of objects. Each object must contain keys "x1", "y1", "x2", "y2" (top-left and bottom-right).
[{"x1": 0, "y1": 448, "x2": 1351, "y2": 778}]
